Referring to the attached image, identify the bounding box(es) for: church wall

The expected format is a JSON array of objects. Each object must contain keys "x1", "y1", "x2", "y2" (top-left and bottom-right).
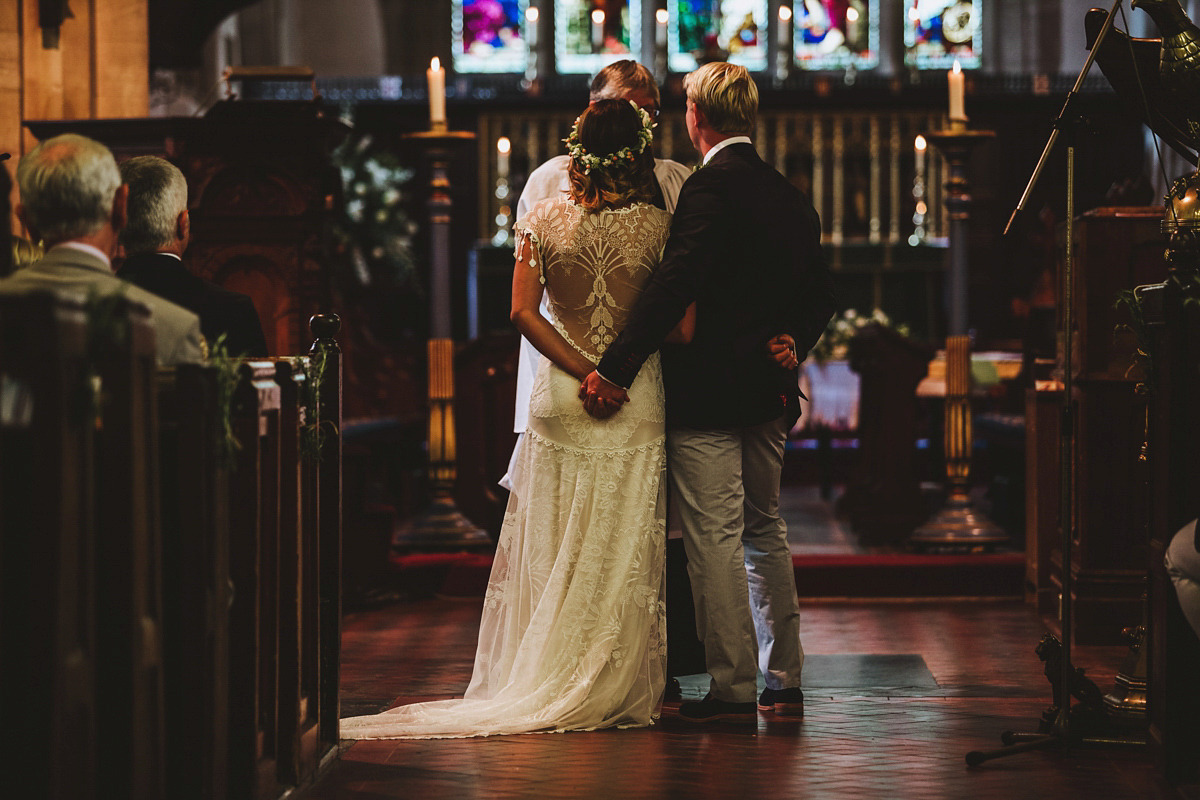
[{"x1": 1, "y1": 0, "x2": 149, "y2": 233}]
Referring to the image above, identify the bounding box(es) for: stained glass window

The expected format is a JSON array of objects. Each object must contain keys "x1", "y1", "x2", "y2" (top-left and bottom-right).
[
  {"x1": 904, "y1": 0, "x2": 982, "y2": 70},
  {"x1": 453, "y1": 0, "x2": 531, "y2": 73},
  {"x1": 555, "y1": 0, "x2": 642, "y2": 74},
  {"x1": 668, "y1": 1, "x2": 769, "y2": 73},
  {"x1": 792, "y1": 0, "x2": 879, "y2": 71}
]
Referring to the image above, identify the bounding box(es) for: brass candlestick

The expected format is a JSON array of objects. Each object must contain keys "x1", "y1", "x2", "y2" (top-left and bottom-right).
[
  {"x1": 912, "y1": 127, "x2": 1007, "y2": 549},
  {"x1": 393, "y1": 128, "x2": 491, "y2": 551}
]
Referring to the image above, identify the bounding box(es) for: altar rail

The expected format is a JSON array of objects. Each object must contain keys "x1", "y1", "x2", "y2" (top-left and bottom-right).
[
  {"x1": 477, "y1": 108, "x2": 950, "y2": 246},
  {"x1": 0, "y1": 293, "x2": 342, "y2": 800}
]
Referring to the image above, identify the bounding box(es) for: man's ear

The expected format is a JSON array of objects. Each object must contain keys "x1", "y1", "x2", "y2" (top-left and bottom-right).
[
  {"x1": 177, "y1": 208, "x2": 190, "y2": 243},
  {"x1": 14, "y1": 203, "x2": 39, "y2": 244},
  {"x1": 111, "y1": 184, "x2": 129, "y2": 232}
]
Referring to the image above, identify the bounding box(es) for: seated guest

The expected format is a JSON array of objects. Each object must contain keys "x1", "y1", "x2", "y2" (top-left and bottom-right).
[
  {"x1": 0, "y1": 134, "x2": 205, "y2": 365},
  {"x1": 1166, "y1": 519, "x2": 1200, "y2": 639},
  {"x1": 118, "y1": 156, "x2": 268, "y2": 357}
]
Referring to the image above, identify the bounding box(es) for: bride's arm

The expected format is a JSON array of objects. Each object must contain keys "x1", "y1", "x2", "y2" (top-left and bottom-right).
[{"x1": 511, "y1": 236, "x2": 596, "y2": 382}]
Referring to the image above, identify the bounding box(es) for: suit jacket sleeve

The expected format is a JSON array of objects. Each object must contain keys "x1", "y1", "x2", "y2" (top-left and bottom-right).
[
  {"x1": 169, "y1": 318, "x2": 208, "y2": 365},
  {"x1": 789, "y1": 202, "x2": 836, "y2": 356},
  {"x1": 596, "y1": 169, "x2": 724, "y2": 388}
]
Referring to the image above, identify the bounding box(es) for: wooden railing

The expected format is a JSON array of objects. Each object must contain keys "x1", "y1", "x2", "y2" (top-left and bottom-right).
[
  {"x1": 0, "y1": 292, "x2": 343, "y2": 800},
  {"x1": 477, "y1": 108, "x2": 950, "y2": 246}
]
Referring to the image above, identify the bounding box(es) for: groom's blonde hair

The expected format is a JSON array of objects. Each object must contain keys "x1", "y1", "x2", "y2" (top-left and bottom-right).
[{"x1": 684, "y1": 62, "x2": 757, "y2": 136}]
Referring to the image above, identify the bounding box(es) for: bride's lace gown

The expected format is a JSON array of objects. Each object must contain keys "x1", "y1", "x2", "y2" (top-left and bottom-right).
[{"x1": 341, "y1": 197, "x2": 673, "y2": 739}]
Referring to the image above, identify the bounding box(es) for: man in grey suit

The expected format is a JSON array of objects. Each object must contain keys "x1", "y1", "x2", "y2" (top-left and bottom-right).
[{"x1": 1, "y1": 134, "x2": 205, "y2": 365}]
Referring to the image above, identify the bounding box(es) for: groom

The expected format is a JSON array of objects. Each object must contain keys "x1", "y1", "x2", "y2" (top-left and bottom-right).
[{"x1": 581, "y1": 62, "x2": 835, "y2": 722}]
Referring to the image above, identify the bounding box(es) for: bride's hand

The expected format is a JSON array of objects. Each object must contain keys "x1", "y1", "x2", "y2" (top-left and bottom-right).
[{"x1": 579, "y1": 370, "x2": 629, "y2": 419}]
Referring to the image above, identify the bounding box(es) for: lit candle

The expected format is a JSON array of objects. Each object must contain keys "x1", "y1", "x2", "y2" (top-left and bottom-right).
[
  {"x1": 948, "y1": 59, "x2": 966, "y2": 123},
  {"x1": 845, "y1": 5, "x2": 858, "y2": 48},
  {"x1": 497, "y1": 136, "x2": 511, "y2": 179},
  {"x1": 526, "y1": 5, "x2": 539, "y2": 49},
  {"x1": 526, "y1": 5, "x2": 539, "y2": 80},
  {"x1": 656, "y1": 8, "x2": 668, "y2": 48},
  {"x1": 592, "y1": 8, "x2": 606, "y2": 52},
  {"x1": 427, "y1": 56, "x2": 446, "y2": 127},
  {"x1": 914, "y1": 134, "x2": 927, "y2": 181},
  {"x1": 778, "y1": 3, "x2": 792, "y2": 53}
]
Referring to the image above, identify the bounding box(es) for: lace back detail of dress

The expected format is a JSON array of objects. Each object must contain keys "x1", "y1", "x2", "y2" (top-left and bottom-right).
[{"x1": 514, "y1": 198, "x2": 671, "y2": 363}]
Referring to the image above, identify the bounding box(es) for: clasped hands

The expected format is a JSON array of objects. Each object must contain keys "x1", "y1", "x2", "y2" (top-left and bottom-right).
[
  {"x1": 578, "y1": 334, "x2": 801, "y2": 420},
  {"x1": 579, "y1": 371, "x2": 628, "y2": 419}
]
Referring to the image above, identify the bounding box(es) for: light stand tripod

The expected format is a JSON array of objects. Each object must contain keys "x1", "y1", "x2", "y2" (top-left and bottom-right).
[{"x1": 965, "y1": 0, "x2": 1145, "y2": 765}]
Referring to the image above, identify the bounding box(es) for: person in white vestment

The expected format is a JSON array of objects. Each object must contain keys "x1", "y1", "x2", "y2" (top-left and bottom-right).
[
  {"x1": 504, "y1": 60, "x2": 691, "y2": 489},
  {"x1": 340, "y1": 99, "x2": 694, "y2": 739}
]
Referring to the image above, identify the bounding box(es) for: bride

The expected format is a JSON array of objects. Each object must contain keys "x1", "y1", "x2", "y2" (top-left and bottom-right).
[{"x1": 341, "y1": 98, "x2": 693, "y2": 739}]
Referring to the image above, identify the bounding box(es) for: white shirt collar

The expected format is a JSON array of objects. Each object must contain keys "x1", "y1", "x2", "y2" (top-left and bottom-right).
[
  {"x1": 702, "y1": 136, "x2": 752, "y2": 166},
  {"x1": 158, "y1": 252, "x2": 183, "y2": 262},
  {"x1": 52, "y1": 241, "x2": 112, "y2": 271}
]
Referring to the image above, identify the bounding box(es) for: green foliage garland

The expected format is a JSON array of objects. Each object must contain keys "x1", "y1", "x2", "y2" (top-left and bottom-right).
[
  {"x1": 206, "y1": 333, "x2": 245, "y2": 469},
  {"x1": 295, "y1": 345, "x2": 336, "y2": 462}
]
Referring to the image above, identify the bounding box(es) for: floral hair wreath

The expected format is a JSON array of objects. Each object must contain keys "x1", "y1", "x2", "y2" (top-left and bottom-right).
[{"x1": 564, "y1": 100, "x2": 655, "y2": 175}]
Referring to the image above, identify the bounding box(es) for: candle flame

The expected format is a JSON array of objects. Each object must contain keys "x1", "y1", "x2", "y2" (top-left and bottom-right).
[
  {"x1": 431, "y1": 56, "x2": 441, "y2": 71},
  {"x1": 527, "y1": 6, "x2": 539, "y2": 22},
  {"x1": 915, "y1": 135, "x2": 927, "y2": 151},
  {"x1": 592, "y1": 9, "x2": 605, "y2": 24},
  {"x1": 845, "y1": 7, "x2": 858, "y2": 22},
  {"x1": 497, "y1": 136, "x2": 511, "y2": 155},
  {"x1": 952, "y1": 59, "x2": 961, "y2": 74},
  {"x1": 779, "y1": 5, "x2": 792, "y2": 22},
  {"x1": 908, "y1": 7, "x2": 920, "y2": 22},
  {"x1": 656, "y1": 8, "x2": 669, "y2": 24}
]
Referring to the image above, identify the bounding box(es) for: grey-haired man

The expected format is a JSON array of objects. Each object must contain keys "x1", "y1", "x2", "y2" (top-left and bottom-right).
[{"x1": 1, "y1": 134, "x2": 205, "y2": 365}]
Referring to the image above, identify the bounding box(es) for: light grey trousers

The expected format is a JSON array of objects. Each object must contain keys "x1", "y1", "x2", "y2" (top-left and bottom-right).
[
  {"x1": 667, "y1": 415, "x2": 804, "y2": 703},
  {"x1": 1166, "y1": 519, "x2": 1200, "y2": 638}
]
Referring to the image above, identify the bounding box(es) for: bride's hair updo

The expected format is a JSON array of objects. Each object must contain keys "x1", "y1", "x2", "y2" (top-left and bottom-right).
[{"x1": 566, "y1": 98, "x2": 656, "y2": 211}]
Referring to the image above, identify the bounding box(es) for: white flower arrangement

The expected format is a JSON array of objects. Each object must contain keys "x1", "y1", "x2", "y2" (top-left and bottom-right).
[
  {"x1": 331, "y1": 133, "x2": 418, "y2": 287},
  {"x1": 809, "y1": 307, "x2": 913, "y2": 362},
  {"x1": 563, "y1": 100, "x2": 654, "y2": 175}
]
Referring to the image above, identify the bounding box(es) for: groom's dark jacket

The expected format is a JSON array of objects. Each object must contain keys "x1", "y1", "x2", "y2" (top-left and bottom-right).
[{"x1": 596, "y1": 142, "x2": 835, "y2": 429}]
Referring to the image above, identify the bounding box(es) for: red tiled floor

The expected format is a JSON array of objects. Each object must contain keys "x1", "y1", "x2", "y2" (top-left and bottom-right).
[{"x1": 308, "y1": 597, "x2": 1182, "y2": 800}]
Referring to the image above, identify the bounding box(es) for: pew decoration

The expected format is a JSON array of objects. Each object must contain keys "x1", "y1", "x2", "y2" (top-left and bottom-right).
[
  {"x1": 207, "y1": 333, "x2": 249, "y2": 467},
  {"x1": 79, "y1": 287, "x2": 137, "y2": 426},
  {"x1": 295, "y1": 340, "x2": 337, "y2": 461}
]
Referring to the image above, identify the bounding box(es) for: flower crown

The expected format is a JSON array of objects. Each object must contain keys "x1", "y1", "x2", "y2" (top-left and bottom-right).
[{"x1": 564, "y1": 100, "x2": 655, "y2": 175}]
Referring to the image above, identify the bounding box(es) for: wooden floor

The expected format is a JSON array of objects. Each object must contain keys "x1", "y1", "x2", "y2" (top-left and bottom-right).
[{"x1": 308, "y1": 595, "x2": 1187, "y2": 799}]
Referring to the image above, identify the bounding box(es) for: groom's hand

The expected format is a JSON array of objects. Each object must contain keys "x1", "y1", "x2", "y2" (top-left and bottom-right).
[
  {"x1": 768, "y1": 334, "x2": 799, "y2": 369},
  {"x1": 579, "y1": 371, "x2": 629, "y2": 419}
]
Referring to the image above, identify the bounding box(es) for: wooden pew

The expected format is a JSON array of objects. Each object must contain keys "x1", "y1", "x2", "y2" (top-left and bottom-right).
[
  {"x1": 222, "y1": 315, "x2": 342, "y2": 800},
  {"x1": 1, "y1": 298, "x2": 343, "y2": 800},
  {"x1": 156, "y1": 364, "x2": 231, "y2": 800},
  {"x1": 91, "y1": 294, "x2": 167, "y2": 800},
  {"x1": 0, "y1": 291, "x2": 98, "y2": 800}
]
